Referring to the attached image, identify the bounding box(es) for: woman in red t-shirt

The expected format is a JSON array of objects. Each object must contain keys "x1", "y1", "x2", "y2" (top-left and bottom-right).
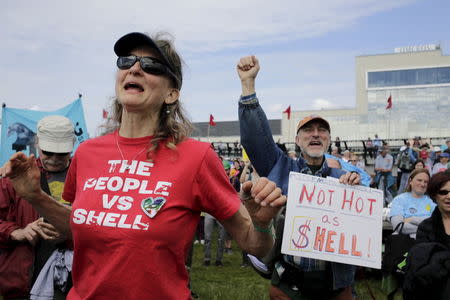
[{"x1": 1, "y1": 32, "x2": 286, "y2": 300}]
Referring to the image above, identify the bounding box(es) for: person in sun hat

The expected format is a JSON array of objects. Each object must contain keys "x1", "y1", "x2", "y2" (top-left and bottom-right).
[
  {"x1": 431, "y1": 146, "x2": 443, "y2": 165},
  {"x1": 1, "y1": 33, "x2": 287, "y2": 300},
  {"x1": 237, "y1": 55, "x2": 361, "y2": 300},
  {"x1": 0, "y1": 115, "x2": 75, "y2": 300}
]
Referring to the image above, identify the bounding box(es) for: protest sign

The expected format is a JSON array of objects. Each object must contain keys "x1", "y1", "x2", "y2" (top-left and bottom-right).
[{"x1": 281, "y1": 172, "x2": 383, "y2": 269}]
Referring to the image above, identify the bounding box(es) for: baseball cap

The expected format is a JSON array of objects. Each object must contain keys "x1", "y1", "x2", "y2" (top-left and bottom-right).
[
  {"x1": 434, "y1": 146, "x2": 442, "y2": 152},
  {"x1": 296, "y1": 115, "x2": 330, "y2": 133},
  {"x1": 419, "y1": 149, "x2": 428, "y2": 159},
  {"x1": 37, "y1": 115, "x2": 75, "y2": 153},
  {"x1": 114, "y1": 32, "x2": 182, "y2": 88},
  {"x1": 400, "y1": 145, "x2": 407, "y2": 151},
  {"x1": 440, "y1": 153, "x2": 450, "y2": 158}
]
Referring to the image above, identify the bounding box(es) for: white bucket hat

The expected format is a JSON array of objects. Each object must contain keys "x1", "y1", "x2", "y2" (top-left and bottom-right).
[{"x1": 37, "y1": 115, "x2": 75, "y2": 153}]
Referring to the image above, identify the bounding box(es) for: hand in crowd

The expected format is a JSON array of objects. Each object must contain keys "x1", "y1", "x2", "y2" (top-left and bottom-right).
[
  {"x1": 10, "y1": 218, "x2": 60, "y2": 245},
  {"x1": 0, "y1": 152, "x2": 42, "y2": 201},
  {"x1": 240, "y1": 177, "x2": 286, "y2": 227},
  {"x1": 339, "y1": 172, "x2": 360, "y2": 185}
]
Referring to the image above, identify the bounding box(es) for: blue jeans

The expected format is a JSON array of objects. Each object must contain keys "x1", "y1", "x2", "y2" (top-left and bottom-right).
[{"x1": 203, "y1": 214, "x2": 226, "y2": 263}]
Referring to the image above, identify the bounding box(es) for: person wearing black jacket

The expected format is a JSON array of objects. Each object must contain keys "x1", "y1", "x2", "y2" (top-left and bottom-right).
[{"x1": 403, "y1": 171, "x2": 450, "y2": 300}]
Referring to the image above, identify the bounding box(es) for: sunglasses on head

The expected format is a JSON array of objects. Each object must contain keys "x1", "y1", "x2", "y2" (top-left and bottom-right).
[
  {"x1": 41, "y1": 150, "x2": 70, "y2": 157},
  {"x1": 437, "y1": 189, "x2": 450, "y2": 196},
  {"x1": 117, "y1": 55, "x2": 179, "y2": 86}
]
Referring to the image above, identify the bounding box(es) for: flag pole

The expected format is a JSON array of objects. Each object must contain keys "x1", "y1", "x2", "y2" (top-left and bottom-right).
[
  {"x1": 288, "y1": 112, "x2": 292, "y2": 145},
  {"x1": 207, "y1": 123, "x2": 210, "y2": 142},
  {"x1": 388, "y1": 109, "x2": 391, "y2": 141}
]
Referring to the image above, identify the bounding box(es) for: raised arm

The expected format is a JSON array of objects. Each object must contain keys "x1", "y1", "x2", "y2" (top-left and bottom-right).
[
  {"x1": 237, "y1": 55, "x2": 284, "y2": 177},
  {"x1": 0, "y1": 152, "x2": 72, "y2": 238}
]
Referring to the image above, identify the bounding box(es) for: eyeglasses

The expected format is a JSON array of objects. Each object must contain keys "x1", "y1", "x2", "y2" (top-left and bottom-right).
[
  {"x1": 117, "y1": 55, "x2": 179, "y2": 87},
  {"x1": 437, "y1": 189, "x2": 450, "y2": 196},
  {"x1": 41, "y1": 150, "x2": 70, "y2": 157}
]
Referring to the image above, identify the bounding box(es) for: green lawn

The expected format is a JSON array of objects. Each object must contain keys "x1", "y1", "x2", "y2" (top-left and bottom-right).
[{"x1": 189, "y1": 242, "x2": 403, "y2": 300}]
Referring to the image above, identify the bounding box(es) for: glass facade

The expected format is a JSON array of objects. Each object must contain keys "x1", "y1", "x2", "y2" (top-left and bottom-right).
[
  {"x1": 368, "y1": 67, "x2": 450, "y2": 88},
  {"x1": 366, "y1": 86, "x2": 450, "y2": 138}
]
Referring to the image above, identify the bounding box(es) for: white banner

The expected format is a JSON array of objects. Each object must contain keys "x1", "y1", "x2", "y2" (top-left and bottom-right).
[{"x1": 281, "y1": 172, "x2": 384, "y2": 269}]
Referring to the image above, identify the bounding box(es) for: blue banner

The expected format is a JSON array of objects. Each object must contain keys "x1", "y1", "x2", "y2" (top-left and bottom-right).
[
  {"x1": 0, "y1": 98, "x2": 89, "y2": 165},
  {"x1": 325, "y1": 153, "x2": 371, "y2": 187}
]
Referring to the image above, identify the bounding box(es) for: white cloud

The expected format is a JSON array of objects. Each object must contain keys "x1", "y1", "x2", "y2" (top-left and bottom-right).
[
  {"x1": 0, "y1": 0, "x2": 418, "y2": 135},
  {"x1": 312, "y1": 98, "x2": 335, "y2": 110},
  {"x1": 268, "y1": 104, "x2": 285, "y2": 114},
  {"x1": 1, "y1": 0, "x2": 415, "y2": 53}
]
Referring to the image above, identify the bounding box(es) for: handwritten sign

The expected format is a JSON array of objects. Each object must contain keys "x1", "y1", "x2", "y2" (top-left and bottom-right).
[{"x1": 281, "y1": 172, "x2": 384, "y2": 269}]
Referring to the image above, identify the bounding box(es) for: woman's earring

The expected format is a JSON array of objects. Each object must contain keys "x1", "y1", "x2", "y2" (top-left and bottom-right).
[{"x1": 164, "y1": 102, "x2": 170, "y2": 114}]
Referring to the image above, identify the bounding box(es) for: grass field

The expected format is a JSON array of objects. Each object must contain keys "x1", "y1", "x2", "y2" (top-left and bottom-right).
[{"x1": 189, "y1": 241, "x2": 403, "y2": 300}]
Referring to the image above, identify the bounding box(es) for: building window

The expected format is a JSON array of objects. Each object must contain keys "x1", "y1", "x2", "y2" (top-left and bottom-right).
[{"x1": 368, "y1": 67, "x2": 450, "y2": 88}]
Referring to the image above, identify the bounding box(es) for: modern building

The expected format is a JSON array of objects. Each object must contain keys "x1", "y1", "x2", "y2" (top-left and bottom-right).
[
  {"x1": 191, "y1": 119, "x2": 281, "y2": 143},
  {"x1": 193, "y1": 45, "x2": 450, "y2": 149},
  {"x1": 283, "y1": 44, "x2": 450, "y2": 144}
]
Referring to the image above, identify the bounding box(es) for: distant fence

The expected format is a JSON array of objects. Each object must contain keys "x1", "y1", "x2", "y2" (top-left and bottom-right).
[{"x1": 211, "y1": 137, "x2": 447, "y2": 162}]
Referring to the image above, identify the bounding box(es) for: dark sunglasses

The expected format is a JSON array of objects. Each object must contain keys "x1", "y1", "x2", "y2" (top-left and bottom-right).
[
  {"x1": 117, "y1": 55, "x2": 179, "y2": 87},
  {"x1": 437, "y1": 189, "x2": 450, "y2": 196},
  {"x1": 42, "y1": 150, "x2": 70, "y2": 157}
]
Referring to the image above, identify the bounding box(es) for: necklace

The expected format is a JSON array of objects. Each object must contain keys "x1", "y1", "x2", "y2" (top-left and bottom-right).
[{"x1": 115, "y1": 131, "x2": 148, "y2": 170}]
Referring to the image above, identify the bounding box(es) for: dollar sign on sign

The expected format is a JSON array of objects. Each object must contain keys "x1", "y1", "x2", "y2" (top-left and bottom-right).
[{"x1": 292, "y1": 220, "x2": 311, "y2": 249}]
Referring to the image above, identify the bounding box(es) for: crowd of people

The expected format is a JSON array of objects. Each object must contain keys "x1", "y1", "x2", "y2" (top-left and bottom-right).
[{"x1": 0, "y1": 32, "x2": 449, "y2": 300}]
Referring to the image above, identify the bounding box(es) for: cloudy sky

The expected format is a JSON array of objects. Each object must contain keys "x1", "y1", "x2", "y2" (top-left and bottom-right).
[{"x1": 1, "y1": 0, "x2": 449, "y2": 136}]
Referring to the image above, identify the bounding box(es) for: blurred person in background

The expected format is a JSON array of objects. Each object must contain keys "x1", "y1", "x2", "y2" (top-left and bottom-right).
[
  {"x1": 0, "y1": 115, "x2": 75, "y2": 300},
  {"x1": 342, "y1": 149, "x2": 351, "y2": 162},
  {"x1": 413, "y1": 159, "x2": 428, "y2": 171},
  {"x1": 334, "y1": 137, "x2": 342, "y2": 154},
  {"x1": 397, "y1": 143, "x2": 417, "y2": 194},
  {"x1": 374, "y1": 146, "x2": 396, "y2": 205},
  {"x1": 331, "y1": 146, "x2": 341, "y2": 158},
  {"x1": 432, "y1": 153, "x2": 450, "y2": 175},
  {"x1": 431, "y1": 146, "x2": 443, "y2": 165},
  {"x1": 444, "y1": 137, "x2": 450, "y2": 155},
  {"x1": 384, "y1": 168, "x2": 436, "y2": 299},
  {"x1": 389, "y1": 168, "x2": 435, "y2": 238},
  {"x1": 403, "y1": 171, "x2": 450, "y2": 300}
]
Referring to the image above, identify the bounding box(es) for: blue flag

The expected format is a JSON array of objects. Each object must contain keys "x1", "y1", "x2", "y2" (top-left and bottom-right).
[
  {"x1": 0, "y1": 98, "x2": 89, "y2": 165},
  {"x1": 325, "y1": 153, "x2": 371, "y2": 187}
]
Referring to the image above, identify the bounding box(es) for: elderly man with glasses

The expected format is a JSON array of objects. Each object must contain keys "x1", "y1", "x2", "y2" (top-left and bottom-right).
[{"x1": 0, "y1": 115, "x2": 75, "y2": 300}]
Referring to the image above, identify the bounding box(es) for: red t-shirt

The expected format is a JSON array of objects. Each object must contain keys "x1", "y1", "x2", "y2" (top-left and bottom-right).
[{"x1": 62, "y1": 132, "x2": 240, "y2": 300}]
